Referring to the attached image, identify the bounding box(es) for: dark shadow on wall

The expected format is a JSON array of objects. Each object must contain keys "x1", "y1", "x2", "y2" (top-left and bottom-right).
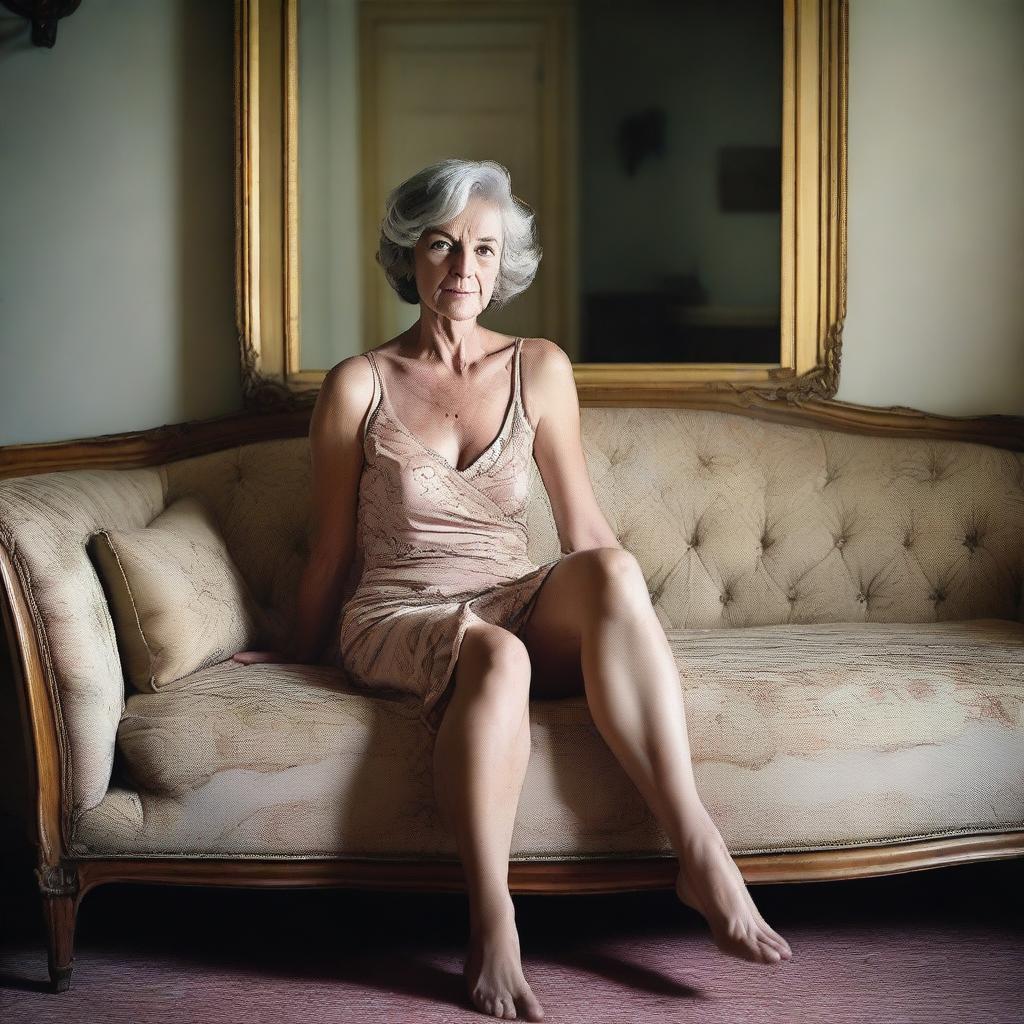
[{"x1": 173, "y1": 0, "x2": 244, "y2": 423}]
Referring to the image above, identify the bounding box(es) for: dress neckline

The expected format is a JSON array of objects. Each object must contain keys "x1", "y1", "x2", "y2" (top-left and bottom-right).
[{"x1": 370, "y1": 337, "x2": 522, "y2": 476}]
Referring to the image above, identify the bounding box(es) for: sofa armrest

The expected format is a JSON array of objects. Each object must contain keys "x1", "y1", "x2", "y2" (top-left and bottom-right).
[
  {"x1": 0, "y1": 543, "x2": 65, "y2": 861},
  {"x1": 0, "y1": 467, "x2": 165, "y2": 839}
]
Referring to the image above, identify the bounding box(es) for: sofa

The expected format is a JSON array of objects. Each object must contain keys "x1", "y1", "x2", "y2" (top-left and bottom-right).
[{"x1": 2, "y1": 399, "x2": 1023, "y2": 992}]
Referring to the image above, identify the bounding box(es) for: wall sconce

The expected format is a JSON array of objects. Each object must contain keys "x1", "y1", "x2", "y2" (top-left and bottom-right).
[{"x1": 1, "y1": 0, "x2": 81, "y2": 48}]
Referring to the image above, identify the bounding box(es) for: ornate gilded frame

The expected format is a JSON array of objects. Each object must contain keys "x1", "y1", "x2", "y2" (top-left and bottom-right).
[{"x1": 235, "y1": 0, "x2": 848, "y2": 411}]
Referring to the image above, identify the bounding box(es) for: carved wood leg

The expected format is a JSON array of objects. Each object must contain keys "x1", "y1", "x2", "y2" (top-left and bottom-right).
[{"x1": 35, "y1": 862, "x2": 79, "y2": 993}]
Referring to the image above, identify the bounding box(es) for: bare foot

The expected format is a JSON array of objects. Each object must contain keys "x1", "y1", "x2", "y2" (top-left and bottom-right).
[
  {"x1": 675, "y1": 805, "x2": 793, "y2": 965},
  {"x1": 465, "y1": 897, "x2": 545, "y2": 1020}
]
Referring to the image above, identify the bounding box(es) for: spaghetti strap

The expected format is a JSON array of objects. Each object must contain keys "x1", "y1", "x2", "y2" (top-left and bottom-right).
[
  {"x1": 362, "y1": 352, "x2": 383, "y2": 442},
  {"x1": 513, "y1": 337, "x2": 524, "y2": 418}
]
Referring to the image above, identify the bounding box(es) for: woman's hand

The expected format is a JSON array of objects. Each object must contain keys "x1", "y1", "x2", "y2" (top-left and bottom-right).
[{"x1": 232, "y1": 650, "x2": 292, "y2": 665}]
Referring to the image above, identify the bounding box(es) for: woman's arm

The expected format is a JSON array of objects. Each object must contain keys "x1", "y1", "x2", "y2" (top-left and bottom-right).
[
  {"x1": 526, "y1": 338, "x2": 621, "y2": 554},
  {"x1": 234, "y1": 355, "x2": 374, "y2": 665}
]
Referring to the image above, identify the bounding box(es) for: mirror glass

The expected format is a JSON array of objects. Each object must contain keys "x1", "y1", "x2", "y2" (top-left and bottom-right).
[{"x1": 297, "y1": 0, "x2": 782, "y2": 370}]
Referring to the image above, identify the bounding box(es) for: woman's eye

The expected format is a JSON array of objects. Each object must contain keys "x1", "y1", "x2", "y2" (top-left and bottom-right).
[{"x1": 429, "y1": 240, "x2": 493, "y2": 255}]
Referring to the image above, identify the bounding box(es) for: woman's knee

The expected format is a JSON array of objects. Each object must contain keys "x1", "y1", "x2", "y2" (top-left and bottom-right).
[
  {"x1": 454, "y1": 622, "x2": 532, "y2": 699},
  {"x1": 580, "y1": 547, "x2": 648, "y2": 606}
]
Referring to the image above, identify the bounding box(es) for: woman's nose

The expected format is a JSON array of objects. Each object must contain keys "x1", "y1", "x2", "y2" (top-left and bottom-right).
[{"x1": 452, "y1": 247, "x2": 476, "y2": 276}]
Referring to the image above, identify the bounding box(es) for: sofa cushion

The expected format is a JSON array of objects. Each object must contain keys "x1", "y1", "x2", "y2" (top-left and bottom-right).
[
  {"x1": 71, "y1": 618, "x2": 1024, "y2": 858},
  {"x1": 88, "y1": 496, "x2": 262, "y2": 692}
]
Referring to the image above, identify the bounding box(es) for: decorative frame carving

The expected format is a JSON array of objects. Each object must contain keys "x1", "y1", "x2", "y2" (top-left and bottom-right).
[{"x1": 235, "y1": 0, "x2": 849, "y2": 411}]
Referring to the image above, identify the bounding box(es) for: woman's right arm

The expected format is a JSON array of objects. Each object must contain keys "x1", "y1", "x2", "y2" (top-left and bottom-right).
[{"x1": 233, "y1": 355, "x2": 373, "y2": 665}]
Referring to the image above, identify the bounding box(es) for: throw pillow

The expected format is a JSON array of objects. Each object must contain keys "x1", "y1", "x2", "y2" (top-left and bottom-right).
[{"x1": 88, "y1": 495, "x2": 262, "y2": 691}]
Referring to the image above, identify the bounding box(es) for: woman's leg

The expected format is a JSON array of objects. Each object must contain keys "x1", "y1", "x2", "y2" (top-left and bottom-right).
[
  {"x1": 432, "y1": 620, "x2": 545, "y2": 1022},
  {"x1": 520, "y1": 548, "x2": 793, "y2": 965}
]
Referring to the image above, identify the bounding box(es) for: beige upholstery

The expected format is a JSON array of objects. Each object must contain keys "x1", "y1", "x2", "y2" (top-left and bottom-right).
[
  {"x1": 1, "y1": 407, "x2": 1022, "y2": 850},
  {"x1": 71, "y1": 619, "x2": 1024, "y2": 857}
]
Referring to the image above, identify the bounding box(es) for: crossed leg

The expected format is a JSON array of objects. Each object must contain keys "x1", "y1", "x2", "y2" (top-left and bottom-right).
[{"x1": 518, "y1": 547, "x2": 793, "y2": 966}]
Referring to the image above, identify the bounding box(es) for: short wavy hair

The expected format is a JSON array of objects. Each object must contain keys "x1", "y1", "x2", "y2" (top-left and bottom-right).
[{"x1": 376, "y1": 158, "x2": 543, "y2": 310}]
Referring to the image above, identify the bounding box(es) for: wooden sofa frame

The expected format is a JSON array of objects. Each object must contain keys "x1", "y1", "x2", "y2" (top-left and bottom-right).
[{"x1": 2, "y1": 393, "x2": 1022, "y2": 992}]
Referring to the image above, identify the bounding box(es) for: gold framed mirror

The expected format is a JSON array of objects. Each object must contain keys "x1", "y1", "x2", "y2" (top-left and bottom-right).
[{"x1": 235, "y1": 0, "x2": 847, "y2": 411}]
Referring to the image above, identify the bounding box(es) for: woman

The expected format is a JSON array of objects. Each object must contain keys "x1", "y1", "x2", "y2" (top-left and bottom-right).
[{"x1": 235, "y1": 158, "x2": 792, "y2": 1021}]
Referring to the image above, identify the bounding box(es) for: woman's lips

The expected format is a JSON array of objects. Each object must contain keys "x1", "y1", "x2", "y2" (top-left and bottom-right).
[{"x1": 443, "y1": 288, "x2": 474, "y2": 294}]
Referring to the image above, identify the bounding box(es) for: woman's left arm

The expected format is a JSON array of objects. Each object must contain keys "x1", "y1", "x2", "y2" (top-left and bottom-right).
[{"x1": 526, "y1": 338, "x2": 622, "y2": 554}]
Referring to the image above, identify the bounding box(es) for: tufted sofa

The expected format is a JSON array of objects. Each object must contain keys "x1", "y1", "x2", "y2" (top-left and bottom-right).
[{"x1": 2, "y1": 401, "x2": 1023, "y2": 991}]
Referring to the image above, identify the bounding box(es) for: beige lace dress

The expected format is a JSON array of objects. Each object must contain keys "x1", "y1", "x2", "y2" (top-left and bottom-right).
[{"x1": 336, "y1": 337, "x2": 562, "y2": 735}]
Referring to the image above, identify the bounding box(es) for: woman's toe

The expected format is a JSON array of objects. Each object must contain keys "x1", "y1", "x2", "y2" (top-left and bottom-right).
[{"x1": 767, "y1": 929, "x2": 792, "y2": 957}]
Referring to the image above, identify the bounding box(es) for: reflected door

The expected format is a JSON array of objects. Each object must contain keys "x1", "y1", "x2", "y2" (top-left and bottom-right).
[{"x1": 364, "y1": 17, "x2": 556, "y2": 350}]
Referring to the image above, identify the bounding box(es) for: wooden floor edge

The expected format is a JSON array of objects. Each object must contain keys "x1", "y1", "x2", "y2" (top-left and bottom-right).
[{"x1": 69, "y1": 831, "x2": 1024, "y2": 900}]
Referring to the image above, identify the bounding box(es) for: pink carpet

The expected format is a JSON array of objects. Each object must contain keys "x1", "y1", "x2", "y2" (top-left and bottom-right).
[{"x1": 1, "y1": 853, "x2": 1021, "y2": 1022}]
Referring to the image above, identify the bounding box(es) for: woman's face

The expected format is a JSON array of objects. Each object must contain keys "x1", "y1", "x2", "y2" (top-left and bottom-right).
[{"x1": 411, "y1": 194, "x2": 503, "y2": 321}]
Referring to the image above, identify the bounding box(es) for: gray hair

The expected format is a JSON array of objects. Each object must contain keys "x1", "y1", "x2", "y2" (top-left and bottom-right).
[{"x1": 376, "y1": 158, "x2": 542, "y2": 310}]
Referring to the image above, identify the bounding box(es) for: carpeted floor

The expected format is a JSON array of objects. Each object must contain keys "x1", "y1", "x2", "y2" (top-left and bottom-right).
[{"x1": 1, "y1": 851, "x2": 1021, "y2": 1023}]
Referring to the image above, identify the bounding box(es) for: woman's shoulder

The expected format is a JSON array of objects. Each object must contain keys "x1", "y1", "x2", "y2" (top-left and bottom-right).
[
  {"x1": 318, "y1": 352, "x2": 376, "y2": 416},
  {"x1": 519, "y1": 338, "x2": 574, "y2": 430},
  {"x1": 323, "y1": 350, "x2": 375, "y2": 385},
  {"x1": 520, "y1": 336, "x2": 572, "y2": 379}
]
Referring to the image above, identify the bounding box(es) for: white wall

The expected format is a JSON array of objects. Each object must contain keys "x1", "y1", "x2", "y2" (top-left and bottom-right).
[
  {"x1": 838, "y1": 0, "x2": 1024, "y2": 416},
  {"x1": 0, "y1": 0, "x2": 241, "y2": 446},
  {"x1": 0, "y1": 0, "x2": 1020, "y2": 448}
]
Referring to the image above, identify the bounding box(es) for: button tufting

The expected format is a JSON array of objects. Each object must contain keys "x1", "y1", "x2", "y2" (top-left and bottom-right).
[
  {"x1": 929, "y1": 588, "x2": 946, "y2": 602},
  {"x1": 835, "y1": 536, "x2": 846, "y2": 548},
  {"x1": 720, "y1": 588, "x2": 732, "y2": 604},
  {"x1": 903, "y1": 535, "x2": 914, "y2": 548},
  {"x1": 786, "y1": 587, "x2": 797, "y2": 601}
]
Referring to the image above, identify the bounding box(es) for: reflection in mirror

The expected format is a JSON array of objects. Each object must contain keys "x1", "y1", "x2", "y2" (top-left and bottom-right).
[{"x1": 298, "y1": 0, "x2": 782, "y2": 371}]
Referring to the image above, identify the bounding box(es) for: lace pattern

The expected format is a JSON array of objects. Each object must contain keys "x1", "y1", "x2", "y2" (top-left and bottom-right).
[{"x1": 336, "y1": 337, "x2": 561, "y2": 733}]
